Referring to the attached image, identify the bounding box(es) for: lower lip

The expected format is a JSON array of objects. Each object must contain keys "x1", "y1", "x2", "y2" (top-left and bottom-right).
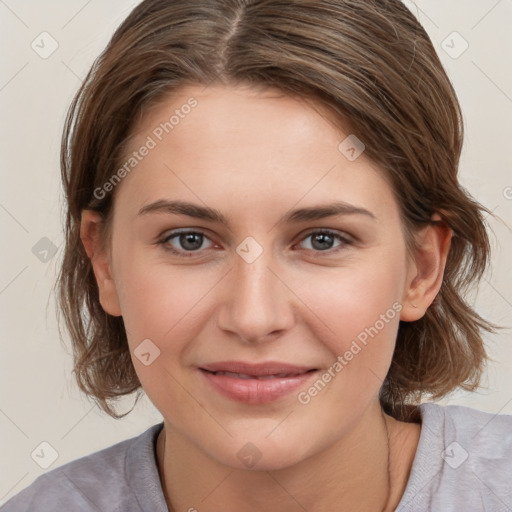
[{"x1": 199, "y1": 369, "x2": 317, "y2": 404}]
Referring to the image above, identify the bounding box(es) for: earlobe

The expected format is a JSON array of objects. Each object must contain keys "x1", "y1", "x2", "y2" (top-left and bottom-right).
[
  {"x1": 80, "y1": 210, "x2": 122, "y2": 317},
  {"x1": 400, "y1": 214, "x2": 453, "y2": 322}
]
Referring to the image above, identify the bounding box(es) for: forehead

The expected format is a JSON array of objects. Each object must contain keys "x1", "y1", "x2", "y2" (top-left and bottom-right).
[
  {"x1": 134, "y1": 83, "x2": 347, "y2": 152},
  {"x1": 114, "y1": 84, "x2": 399, "y2": 224}
]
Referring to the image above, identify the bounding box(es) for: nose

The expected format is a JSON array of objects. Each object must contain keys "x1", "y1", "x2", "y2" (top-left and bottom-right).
[{"x1": 215, "y1": 245, "x2": 295, "y2": 344}]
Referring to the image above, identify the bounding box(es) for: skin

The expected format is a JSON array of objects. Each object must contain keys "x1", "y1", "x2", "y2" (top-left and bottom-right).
[{"x1": 80, "y1": 84, "x2": 452, "y2": 511}]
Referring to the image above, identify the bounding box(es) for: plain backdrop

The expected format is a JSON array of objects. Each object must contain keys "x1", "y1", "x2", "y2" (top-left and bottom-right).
[{"x1": 1, "y1": 0, "x2": 511, "y2": 504}]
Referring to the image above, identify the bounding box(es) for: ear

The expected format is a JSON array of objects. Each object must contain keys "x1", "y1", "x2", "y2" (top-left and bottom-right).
[
  {"x1": 400, "y1": 214, "x2": 453, "y2": 322},
  {"x1": 80, "y1": 210, "x2": 122, "y2": 317}
]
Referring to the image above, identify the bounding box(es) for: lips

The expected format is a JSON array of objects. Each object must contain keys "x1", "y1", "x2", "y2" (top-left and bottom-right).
[{"x1": 198, "y1": 361, "x2": 318, "y2": 404}]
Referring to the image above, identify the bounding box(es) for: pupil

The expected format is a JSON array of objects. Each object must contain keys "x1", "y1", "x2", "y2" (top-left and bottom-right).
[
  {"x1": 181, "y1": 233, "x2": 202, "y2": 250},
  {"x1": 313, "y1": 233, "x2": 333, "y2": 251}
]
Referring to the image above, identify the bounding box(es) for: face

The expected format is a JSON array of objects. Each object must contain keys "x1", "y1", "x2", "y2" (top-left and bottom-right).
[{"x1": 86, "y1": 84, "x2": 426, "y2": 470}]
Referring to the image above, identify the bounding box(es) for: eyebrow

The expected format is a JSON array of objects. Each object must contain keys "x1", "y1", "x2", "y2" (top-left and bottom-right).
[{"x1": 137, "y1": 199, "x2": 376, "y2": 228}]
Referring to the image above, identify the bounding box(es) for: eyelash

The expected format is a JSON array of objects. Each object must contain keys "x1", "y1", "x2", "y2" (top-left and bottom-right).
[{"x1": 157, "y1": 229, "x2": 354, "y2": 258}]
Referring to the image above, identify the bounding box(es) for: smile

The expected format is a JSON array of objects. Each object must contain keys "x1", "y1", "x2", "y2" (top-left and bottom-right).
[{"x1": 198, "y1": 361, "x2": 318, "y2": 404}]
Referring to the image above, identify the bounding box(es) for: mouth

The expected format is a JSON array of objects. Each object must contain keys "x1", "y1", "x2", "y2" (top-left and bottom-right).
[{"x1": 198, "y1": 361, "x2": 319, "y2": 404}]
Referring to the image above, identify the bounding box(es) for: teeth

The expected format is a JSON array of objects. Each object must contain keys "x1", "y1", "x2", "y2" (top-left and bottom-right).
[{"x1": 214, "y1": 371, "x2": 297, "y2": 379}]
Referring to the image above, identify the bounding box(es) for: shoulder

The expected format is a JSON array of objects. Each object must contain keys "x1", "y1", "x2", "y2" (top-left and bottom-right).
[
  {"x1": 0, "y1": 422, "x2": 166, "y2": 512},
  {"x1": 423, "y1": 401, "x2": 512, "y2": 446},
  {"x1": 396, "y1": 403, "x2": 512, "y2": 512}
]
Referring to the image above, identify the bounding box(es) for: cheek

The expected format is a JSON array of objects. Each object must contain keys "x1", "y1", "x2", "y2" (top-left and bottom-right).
[
  {"x1": 113, "y1": 242, "x2": 220, "y2": 354},
  {"x1": 112, "y1": 255, "x2": 212, "y2": 408},
  {"x1": 290, "y1": 254, "x2": 406, "y2": 410},
  {"x1": 300, "y1": 255, "x2": 404, "y2": 340}
]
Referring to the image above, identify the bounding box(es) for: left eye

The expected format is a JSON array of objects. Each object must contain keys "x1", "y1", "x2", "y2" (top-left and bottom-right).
[
  {"x1": 158, "y1": 229, "x2": 352, "y2": 257},
  {"x1": 297, "y1": 230, "x2": 351, "y2": 252}
]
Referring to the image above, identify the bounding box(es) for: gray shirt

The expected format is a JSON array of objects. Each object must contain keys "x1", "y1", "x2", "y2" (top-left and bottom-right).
[{"x1": 2, "y1": 403, "x2": 511, "y2": 511}]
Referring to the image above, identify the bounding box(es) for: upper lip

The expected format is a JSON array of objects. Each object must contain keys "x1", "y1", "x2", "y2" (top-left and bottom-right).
[{"x1": 199, "y1": 361, "x2": 317, "y2": 377}]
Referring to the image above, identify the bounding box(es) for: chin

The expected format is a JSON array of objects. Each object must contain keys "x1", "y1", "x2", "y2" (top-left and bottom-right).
[{"x1": 210, "y1": 435, "x2": 314, "y2": 472}]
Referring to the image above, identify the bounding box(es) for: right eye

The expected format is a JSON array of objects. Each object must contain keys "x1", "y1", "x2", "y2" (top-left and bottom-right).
[{"x1": 158, "y1": 229, "x2": 215, "y2": 257}]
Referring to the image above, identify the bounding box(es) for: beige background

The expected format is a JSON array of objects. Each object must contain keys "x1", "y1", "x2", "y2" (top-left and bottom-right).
[{"x1": 1, "y1": 0, "x2": 511, "y2": 504}]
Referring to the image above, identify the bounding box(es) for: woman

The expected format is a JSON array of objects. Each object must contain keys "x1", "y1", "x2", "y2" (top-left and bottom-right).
[{"x1": 2, "y1": 1, "x2": 510, "y2": 511}]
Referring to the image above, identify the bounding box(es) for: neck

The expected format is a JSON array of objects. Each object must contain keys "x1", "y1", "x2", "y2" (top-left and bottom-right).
[{"x1": 156, "y1": 401, "x2": 420, "y2": 512}]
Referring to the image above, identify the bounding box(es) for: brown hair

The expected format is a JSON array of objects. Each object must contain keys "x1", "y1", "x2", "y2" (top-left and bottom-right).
[{"x1": 56, "y1": 0, "x2": 500, "y2": 420}]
